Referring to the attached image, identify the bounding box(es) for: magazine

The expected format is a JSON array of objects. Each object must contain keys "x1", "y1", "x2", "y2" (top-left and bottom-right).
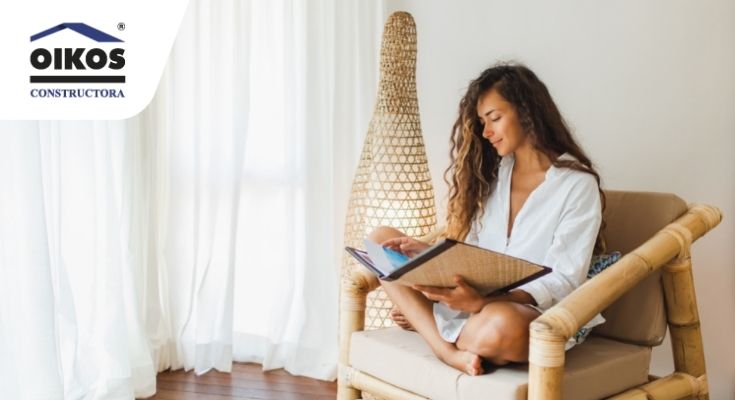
[{"x1": 345, "y1": 238, "x2": 551, "y2": 295}]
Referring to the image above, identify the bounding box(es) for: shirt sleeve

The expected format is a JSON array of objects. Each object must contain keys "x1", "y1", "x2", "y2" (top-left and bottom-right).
[{"x1": 517, "y1": 174, "x2": 602, "y2": 309}]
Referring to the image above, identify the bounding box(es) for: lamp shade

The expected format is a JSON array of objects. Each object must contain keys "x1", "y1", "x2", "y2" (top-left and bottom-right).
[{"x1": 342, "y1": 11, "x2": 437, "y2": 330}]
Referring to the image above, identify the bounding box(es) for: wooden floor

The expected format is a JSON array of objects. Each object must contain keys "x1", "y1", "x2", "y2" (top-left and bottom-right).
[{"x1": 142, "y1": 363, "x2": 337, "y2": 400}]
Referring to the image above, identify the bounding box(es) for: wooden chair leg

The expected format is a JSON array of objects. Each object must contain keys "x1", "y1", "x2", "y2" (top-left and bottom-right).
[
  {"x1": 528, "y1": 321, "x2": 566, "y2": 400},
  {"x1": 662, "y1": 254, "x2": 708, "y2": 400},
  {"x1": 338, "y1": 270, "x2": 377, "y2": 400},
  {"x1": 338, "y1": 288, "x2": 365, "y2": 400},
  {"x1": 338, "y1": 364, "x2": 361, "y2": 400}
]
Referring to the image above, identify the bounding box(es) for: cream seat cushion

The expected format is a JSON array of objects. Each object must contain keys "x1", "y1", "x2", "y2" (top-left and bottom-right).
[{"x1": 350, "y1": 327, "x2": 651, "y2": 400}]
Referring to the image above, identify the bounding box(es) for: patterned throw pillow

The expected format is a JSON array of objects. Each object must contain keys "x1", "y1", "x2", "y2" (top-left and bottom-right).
[
  {"x1": 587, "y1": 251, "x2": 622, "y2": 279},
  {"x1": 570, "y1": 252, "x2": 623, "y2": 345}
]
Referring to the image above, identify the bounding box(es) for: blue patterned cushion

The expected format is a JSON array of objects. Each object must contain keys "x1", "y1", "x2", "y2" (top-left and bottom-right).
[
  {"x1": 568, "y1": 252, "x2": 623, "y2": 345},
  {"x1": 587, "y1": 251, "x2": 622, "y2": 279}
]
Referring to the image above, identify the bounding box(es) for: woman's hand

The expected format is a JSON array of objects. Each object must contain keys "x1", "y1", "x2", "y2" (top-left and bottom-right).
[
  {"x1": 414, "y1": 275, "x2": 487, "y2": 314},
  {"x1": 381, "y1": 236, "x2": 430, "y2": 257}
]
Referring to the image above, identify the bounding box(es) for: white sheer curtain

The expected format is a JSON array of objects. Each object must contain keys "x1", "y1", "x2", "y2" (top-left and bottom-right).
[
  {"x1": 230, "y1": 0, "x2": 383, "y2": 379},
  {"x1": 0, "y1": 0, "x2": 384, "y2": 398},
  {"x1": 0, "y1": 121, "x2": 155, "y2": 399}
]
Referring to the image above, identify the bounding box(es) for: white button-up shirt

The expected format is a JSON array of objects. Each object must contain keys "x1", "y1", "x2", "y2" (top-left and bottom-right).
[
  {"x1": 471, "y1": 153, "x2": 602, "y2": 309},
  {"x1": 434, "y1": 153, "x2": 605, "y2": 342}
]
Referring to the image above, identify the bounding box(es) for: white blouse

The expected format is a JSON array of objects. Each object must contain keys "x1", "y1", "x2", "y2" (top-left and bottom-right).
[{"x1": 434, "y1": 153, "x2": 605, "y2": 343}]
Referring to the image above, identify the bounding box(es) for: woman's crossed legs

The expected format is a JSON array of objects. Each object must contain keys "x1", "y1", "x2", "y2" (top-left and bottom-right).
[{"x1": 369, "y1": 226, "x2": 540, "y2": 375}]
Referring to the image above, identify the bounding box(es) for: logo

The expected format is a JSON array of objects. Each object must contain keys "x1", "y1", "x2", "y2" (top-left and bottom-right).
[{"x1": 29, "y1": 22, "x2": 126, "y2": 99}]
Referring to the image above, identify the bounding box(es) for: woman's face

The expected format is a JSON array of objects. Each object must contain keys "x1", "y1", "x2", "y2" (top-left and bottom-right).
[{"x1": 476, "y1": 89, "x2": 530, "y2": 157}]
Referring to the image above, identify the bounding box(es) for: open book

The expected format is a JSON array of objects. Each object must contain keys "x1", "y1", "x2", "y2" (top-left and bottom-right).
[{"x1": 345, "y1": 238, "x2": 551, "y2": 295}]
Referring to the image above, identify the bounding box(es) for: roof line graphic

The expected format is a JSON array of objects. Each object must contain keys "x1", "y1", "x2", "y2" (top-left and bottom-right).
[{"x1": 31, "y1": 23, "x2": 123, "y2": 43}]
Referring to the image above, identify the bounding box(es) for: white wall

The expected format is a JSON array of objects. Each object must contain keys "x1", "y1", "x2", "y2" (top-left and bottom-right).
[{"x1": 381, "y1": 0, "x2": 735, "y2": 397}]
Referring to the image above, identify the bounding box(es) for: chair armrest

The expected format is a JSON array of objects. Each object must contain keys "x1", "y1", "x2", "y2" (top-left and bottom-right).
[
  {"x1": 533, "y1": 203, "x2": 722, "y2": 339},
  {"x1": 339, "y1": 266, "x2": 381, "y2": 365},
  {"x1": 344, "y1": 265, "x2": 381, "y2": 296},
  {"x1": 527, "y1": 204, "x2": 721, "y2": 400}
]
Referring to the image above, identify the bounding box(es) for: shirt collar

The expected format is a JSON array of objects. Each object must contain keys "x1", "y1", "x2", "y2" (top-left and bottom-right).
[
  {"x1": 547, "y1": 152, "x2": 577, "y2": 180},
  {"x1": 500, "y1": 152, "x2": 576, "y2": 180}
]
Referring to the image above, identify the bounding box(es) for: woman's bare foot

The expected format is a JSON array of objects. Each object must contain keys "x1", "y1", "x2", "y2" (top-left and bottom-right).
[
  {"x1": 390, "y1": 306, "x2": 415, "y2": 331},
  {"x1": 443, "y1": 349, "x2": 483, "y2": 376}
]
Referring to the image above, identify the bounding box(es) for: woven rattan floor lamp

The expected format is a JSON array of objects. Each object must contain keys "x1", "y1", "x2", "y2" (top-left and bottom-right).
[{"x1": 342, "y1": 11, "x2": 437, "y2": 331}]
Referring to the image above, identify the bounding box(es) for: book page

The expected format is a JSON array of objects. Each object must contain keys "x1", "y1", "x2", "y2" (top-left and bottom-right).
[{"x1": 364, "y1": 239, "x2": 410, "y2": 275}]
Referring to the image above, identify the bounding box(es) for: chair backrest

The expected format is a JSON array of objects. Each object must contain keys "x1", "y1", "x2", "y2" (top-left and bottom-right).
[{"x1": 592, "y1": 190, "x2": 688, "y2": 346}]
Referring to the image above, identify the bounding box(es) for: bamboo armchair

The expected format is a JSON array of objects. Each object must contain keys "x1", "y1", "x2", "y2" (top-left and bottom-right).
[{"x1": 338, "y1": 191, "x2": 722, "y2": 399}]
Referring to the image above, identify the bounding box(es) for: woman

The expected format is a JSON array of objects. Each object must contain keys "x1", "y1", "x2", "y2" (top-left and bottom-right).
[{"x1": 368, "y1": 63, "x2": 605, "y2": 376}]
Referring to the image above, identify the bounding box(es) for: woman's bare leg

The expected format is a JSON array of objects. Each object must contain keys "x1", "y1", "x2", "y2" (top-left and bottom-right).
[
  {"x1": 368, "y1": 226, "x2": 483, "y2": 375},
  {"x1": 455, "y1": 301, "x2": 541, "y2": 365}
]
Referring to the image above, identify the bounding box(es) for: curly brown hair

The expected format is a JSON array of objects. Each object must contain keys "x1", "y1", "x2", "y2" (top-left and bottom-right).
[{"x1": 444, "y1": 62, "x2": 606, "y2": 254}]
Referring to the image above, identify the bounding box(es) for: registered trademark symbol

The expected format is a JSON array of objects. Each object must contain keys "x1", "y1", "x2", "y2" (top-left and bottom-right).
[{"x1": 117, "y1": 22, "x2": 126, "y2": 31}]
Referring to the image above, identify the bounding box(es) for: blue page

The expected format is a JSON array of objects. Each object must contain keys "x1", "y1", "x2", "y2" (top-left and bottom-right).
[{"x1": 364, "y1": 239, "x2": 410, "y2": 275}]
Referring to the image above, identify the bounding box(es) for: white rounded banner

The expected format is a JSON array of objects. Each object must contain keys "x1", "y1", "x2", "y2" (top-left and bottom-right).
[{"x1": 0, "y1": 0, "x2": 190, "y2": 119}]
